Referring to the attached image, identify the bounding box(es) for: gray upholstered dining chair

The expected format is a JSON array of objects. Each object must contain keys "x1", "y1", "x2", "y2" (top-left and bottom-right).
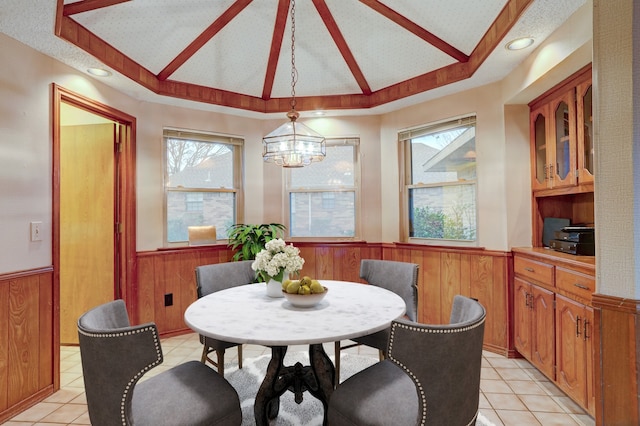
[
  {"x1": 328, "y1": 295, "x2": 486, "y2": 426},
  {"x1": 77, "y1": 299, "x2": 242, "y2": 426},
  {"x1": 334, "y1": 259, "x2": 419, "y2": 381},
  {"x1": 195, "y1": 260, "x2": 256, "y2": 377}
]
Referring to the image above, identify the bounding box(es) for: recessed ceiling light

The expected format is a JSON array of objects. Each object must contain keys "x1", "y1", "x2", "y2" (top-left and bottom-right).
[
  {"x1": 312, "y1": 111, "x2": 326, "y2": 116},
  {"x1": 87, "y1": 67, "x2": 112, "y2": 77},
  {"x1": 505, "y1": 37, "x2": 534, "y2": 51}
]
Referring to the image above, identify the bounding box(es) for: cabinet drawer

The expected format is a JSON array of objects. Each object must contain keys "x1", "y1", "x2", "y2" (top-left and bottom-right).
[
  {"x1": 556, "y1": 267, "x2": 594, "y2": 301},
  {"x1": 514, "y1": 256, "x2": 554, "y2": 286}
]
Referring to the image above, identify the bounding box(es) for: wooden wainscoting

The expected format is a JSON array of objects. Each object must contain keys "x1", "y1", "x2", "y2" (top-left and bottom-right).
[
  {"x1": 0, "y1": 267, "x2": 55, "y2": 424},
  {"x1": 136, "y1": 246, "x2": 234, "y2": 334},
  {"x1": 384, "y1": 243, "x2": 513, "y2": 356},
  {"x1": 592, "y1": 294, "x2": 639, "y2": 426},
  {"x1": 136, "y1": 242, "x2": 513, "y2": 356}
]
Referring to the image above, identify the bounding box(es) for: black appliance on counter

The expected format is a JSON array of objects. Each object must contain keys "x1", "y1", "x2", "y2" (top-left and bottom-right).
[{"x1": 549, "y1": 226, "x2": 595, "y2": 256}]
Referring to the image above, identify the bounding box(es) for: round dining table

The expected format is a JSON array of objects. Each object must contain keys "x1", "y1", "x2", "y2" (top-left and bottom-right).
[{"x1": 184, "y1": 279, "x2": 406, "y2": 426}]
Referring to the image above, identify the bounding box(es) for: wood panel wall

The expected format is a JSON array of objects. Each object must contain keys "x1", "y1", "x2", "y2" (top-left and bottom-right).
[
  {"x1": 135, "y1": 242, "x2": 513, "y2": 356},
  {"x1": 592, "y1": 294, "x2": 640, "y2": 425},
  {"x1": 384, "y1": 243, "x2": 513, "y2": 356},
  {"x1": 0, "y1": 268, "x2": 55, "y2": 424}
]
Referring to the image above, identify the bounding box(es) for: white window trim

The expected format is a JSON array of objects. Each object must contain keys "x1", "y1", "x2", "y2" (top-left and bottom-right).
[
  {"x1": 162, "y1": 128, "x2": 244, "y2": 247},
  {"x1": 399, "y1": 115, "x2": 478, "y2": 247},
  {"x1": 285, "y1": 137, "x2": 361, "y2": 241}
]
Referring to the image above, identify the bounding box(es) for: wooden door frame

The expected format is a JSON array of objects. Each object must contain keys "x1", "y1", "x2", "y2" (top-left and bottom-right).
[{"x1": 51, "y1": 84, "x2": 137, "y2": 389}]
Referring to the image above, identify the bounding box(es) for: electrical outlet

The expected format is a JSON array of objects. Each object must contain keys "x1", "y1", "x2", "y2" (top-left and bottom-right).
[
  {"x1": 164, "y1": 293, "x2": 173, "y2": 306},
  {"x1": 30, "y1": 221, "x2": 43, "y2": 241}
]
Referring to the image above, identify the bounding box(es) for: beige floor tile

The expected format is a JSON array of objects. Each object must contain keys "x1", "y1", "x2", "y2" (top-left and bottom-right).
[
  {"x1": 496, "y1": 409, "x2": 542, "y2": 425},
  {"x1": 481, "y1": 366, "x2": 501, "y2": 380},
  {"x1": 533, "y1": 411, "x2": 580, "y2": 425},
  {"x1": 478, "y1": 393, "x2": 492, "y2": 409},
  {"x1": 481, "y1": 379, "x2": 514, "y2": 394},
  {"x1": 70, "y1": 410, "x2": 91, "y2": 424},
  {"x1": 512, "y1": 358, "x2": 535, "y2": 369},
  {"x1": 484, "y1": 393, "x2": 528, "y2": 411},
  {"x1": 506, "y1": 380, "x2": 547, "y2": 395},
  {"x1": 524, "y1": 367, "x2": 551, "y2": 382},
  {"x1": 42, "y1": 388, "x2": 83, "y2": 404},
  {"x1": 519, "y1": 394, "x2": 565, "y2": 413},
  {"x1": 39, "y1": 404, "x2": 87, "y2": 424},
  {"x1": 485, "y1": 357, "x2": 524, "y2": 369},
  {"x1": 553, "y1": 395, "x2": 587, "y2": 414},
  {"x1": 69, "y1": 393, "x2": 87, "y2": 405},
  {"x1": 496, "y1": 367, "x2": 533, "y2": 381},
  {"x1": 480, "y1": 409, "x2": 505, "y2": 426},
  {"x1": 10, "y1": 403, "x2": 62, "y2": 422},
  {"x1": 538, "y1": 380, "x2": 567, "y2": 396}
]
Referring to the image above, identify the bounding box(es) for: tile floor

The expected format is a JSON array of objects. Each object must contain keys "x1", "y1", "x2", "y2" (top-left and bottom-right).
[{"x1": 3, "y1": 333, "x2": 595, "y2": 426}]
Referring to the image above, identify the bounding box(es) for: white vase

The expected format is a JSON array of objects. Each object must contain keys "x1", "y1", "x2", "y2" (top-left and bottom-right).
[{"x1": 266, "y1": 272, "x2": 288, "y2": 298}]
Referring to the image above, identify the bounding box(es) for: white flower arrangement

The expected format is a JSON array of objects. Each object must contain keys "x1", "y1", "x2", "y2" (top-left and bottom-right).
[{"x1": 251, "y1": 238, "x2": 305, "y2": 283}]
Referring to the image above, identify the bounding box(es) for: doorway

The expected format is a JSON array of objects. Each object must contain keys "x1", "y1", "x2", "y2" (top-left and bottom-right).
[{"x1": 53, "y1": 85, "x2": 136, "y2": 349}]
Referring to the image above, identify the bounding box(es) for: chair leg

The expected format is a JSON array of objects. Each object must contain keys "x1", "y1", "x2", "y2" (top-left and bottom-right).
[
  {"x1": 237, "y1": 345, "x2": 243, "y2": 369},
  {"x1": 379, "y1": 349, "x2": 385, "y2": 361},
  {"x1": 334, "y1": 341, "x2": 341, "y2": 383}
]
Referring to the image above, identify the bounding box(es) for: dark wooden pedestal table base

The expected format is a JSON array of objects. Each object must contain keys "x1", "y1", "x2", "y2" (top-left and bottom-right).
[{"x1": 255, "y1": 344, "x2": 335, "y2": 426}]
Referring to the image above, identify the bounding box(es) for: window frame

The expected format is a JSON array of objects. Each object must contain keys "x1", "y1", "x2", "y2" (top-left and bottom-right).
[
  {"x1": 285, "y1": 137, "x2": 361, "y2": 241},
  {"x1": 163, "y1": 128, "x2": 244, "y2": 247},
  {"x1": 399, "y1": 115, "x2": 478, "y2": 246}
]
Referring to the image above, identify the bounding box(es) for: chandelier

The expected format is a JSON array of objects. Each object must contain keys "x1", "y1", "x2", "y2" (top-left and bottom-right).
[{"x1": 262, "y1": 0, "x2": 325, "y2": 168}]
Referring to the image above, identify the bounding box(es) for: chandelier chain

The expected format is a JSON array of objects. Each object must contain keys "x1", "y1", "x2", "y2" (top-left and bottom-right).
[{"x1": 290, "y1": 0, "x2": 297, "y2": 110}]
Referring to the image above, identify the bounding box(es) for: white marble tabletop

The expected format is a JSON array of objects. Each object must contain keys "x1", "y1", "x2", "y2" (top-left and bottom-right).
[{"x1": 184, "y1": 280, "x2": 406, "y2": 346}]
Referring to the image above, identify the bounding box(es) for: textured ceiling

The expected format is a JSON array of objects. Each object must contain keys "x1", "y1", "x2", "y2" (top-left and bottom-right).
[{"x1": 0, "y1": 0, "x2": 586, "y2": 117}]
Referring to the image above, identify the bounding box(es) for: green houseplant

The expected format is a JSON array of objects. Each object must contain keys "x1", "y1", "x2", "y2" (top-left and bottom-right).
[{"x1": 226, "y1": 223, "x2": 286, "y2": 262}]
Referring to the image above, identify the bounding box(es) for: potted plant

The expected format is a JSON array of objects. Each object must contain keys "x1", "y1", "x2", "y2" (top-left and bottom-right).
[{"x1": 226, "y1": 223, "x2": 286, "y2": 262}]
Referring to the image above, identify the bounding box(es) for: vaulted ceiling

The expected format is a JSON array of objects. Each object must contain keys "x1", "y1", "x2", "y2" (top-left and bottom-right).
[{"x1": 0, "y1": 0, "x2": 586, "y2": 116}]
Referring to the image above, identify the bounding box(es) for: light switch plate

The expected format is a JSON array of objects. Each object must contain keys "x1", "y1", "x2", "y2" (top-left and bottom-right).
[{"x1": 30, "y1": 221, "x2": 43, "y2": 241}]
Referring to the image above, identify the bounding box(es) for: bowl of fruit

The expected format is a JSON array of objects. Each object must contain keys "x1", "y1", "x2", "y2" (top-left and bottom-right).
[{"x1": 282, "y1": 276, "x2": 328, "y2": 308}]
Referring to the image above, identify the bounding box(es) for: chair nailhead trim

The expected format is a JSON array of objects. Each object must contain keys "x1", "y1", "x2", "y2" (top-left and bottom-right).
[
  {"x1": 79, "y1": 325, "x2": 162, "y2": 425},
  {"x1": 387, "y1": 318, "x2": 486, "y2": 426}
]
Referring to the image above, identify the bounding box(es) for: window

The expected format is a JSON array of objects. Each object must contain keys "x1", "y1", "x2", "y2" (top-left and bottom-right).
[
  {"x1": 287, "y1": 138, "x2": 359, "y2": 238},
  {"x1": 164, "y1": 129, "x2": 243, "y2": 244},
  {"x1": 400, "y1": 116, "x2": 477, "y2": 243}
]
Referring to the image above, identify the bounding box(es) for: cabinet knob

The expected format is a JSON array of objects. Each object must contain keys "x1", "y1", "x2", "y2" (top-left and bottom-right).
[
  {"x1": 576, "y1": 315, "x2": 582, "y2": 338},
  {"x1": 524, "y1": 267, "x2": 535, "y2": 273},
  {"x1": 574, "y1": 283, "x2": 590, "y2": 290}
]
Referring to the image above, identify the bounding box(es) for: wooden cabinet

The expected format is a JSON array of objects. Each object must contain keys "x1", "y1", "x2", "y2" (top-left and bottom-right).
[
  {"x1": 529, "y1": 64, "x2": 594, "y2": 248},
  {"x1": 555, "y1": 294, "x2": 595, "y2": 414},
  {"x1": 529, "y1": 64, "x2": 591, "y2": 194},
  {"x1": 514, "y1": 277, "x2": 555, "y2": 378},
  {"x1": 576, "y1": 79, "x2": 594, "y2": 185},
  {"x1": 530, "y1": 91, "x2": 577, "y2": 191},
  {"x1": 512, "y1": 249, "x2": 595, "y2": 417}
]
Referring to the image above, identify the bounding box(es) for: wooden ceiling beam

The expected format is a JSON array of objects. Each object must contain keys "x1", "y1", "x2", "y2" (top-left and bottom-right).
[
  {"x1": 55, "y1": 0, "x2": 537, "y2": 114},
  {"x1": 312, "y1": 0, "x2": 372, "y2": 95},
  {"x1": 157, "y1": 0, "x2": 253, "y2": 81},
  {"x1": 359, "y1": 0, "x2": 469, "y2": 63},
  {"x1": 467, "y1": 0, "x2": 534, "y2": 73},
  {"x1": 262, "y1": 0, "x2": 290, "y2": 100},
  {"x1": 63, "y1": 0, "x2": 131, "y2": 16}
]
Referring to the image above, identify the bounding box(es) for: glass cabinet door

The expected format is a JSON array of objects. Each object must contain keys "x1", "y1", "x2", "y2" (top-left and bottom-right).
[
  {"x1": 577, "y1": 81, "x2": 594, "y2": 184},
  {"x1": 549, "y1": 91, "x2": 576, "y2": 188},
  {"x1": 530, "y1": 104, "x2": 550, "y2": 191}
]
